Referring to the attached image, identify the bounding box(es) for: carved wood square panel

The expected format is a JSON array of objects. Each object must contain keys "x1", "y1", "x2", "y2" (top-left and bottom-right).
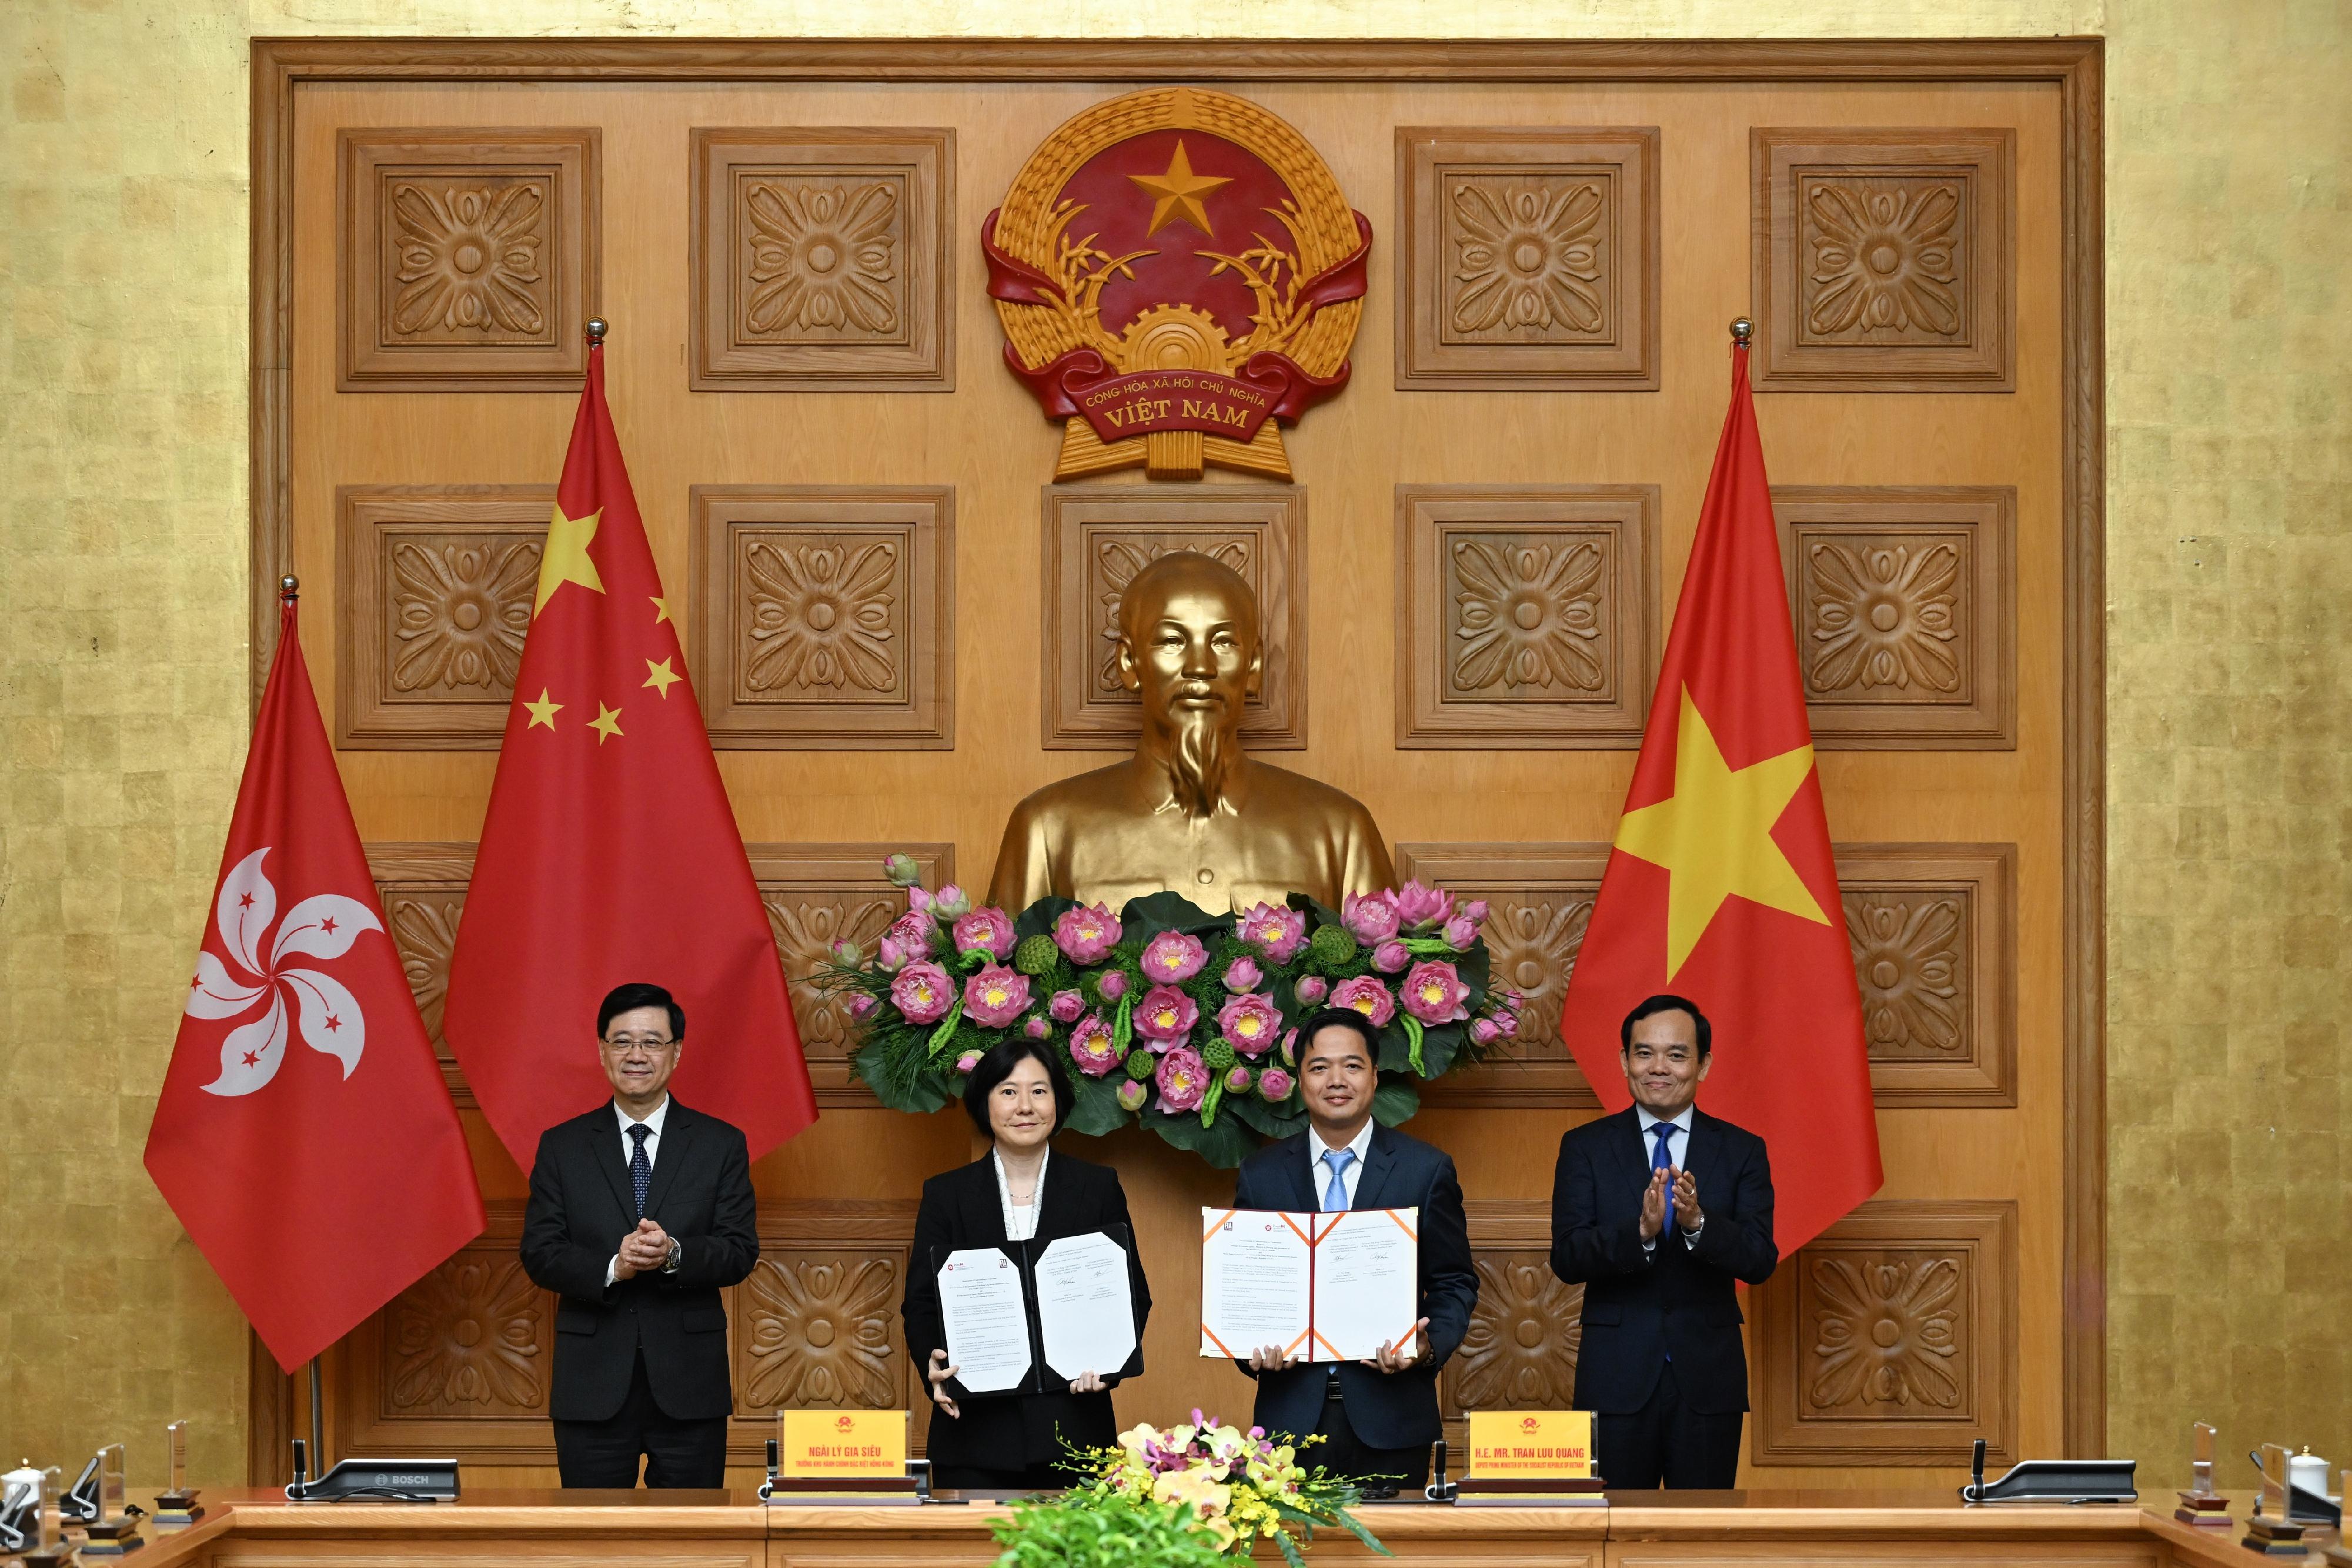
[
  {"x1": 1441, "y1": 1201, "x2": 1583, "y2": 1453},
  {"x1": 1752, "y1": 1198, "x2": 2017, "y2": 1466},
  {"x1": 1043, "y1": 486, "x2": 1307, "y2": 750},
  {"x1": 338, "y1": 486, "x2": 552, "y2": 750},
  {"x1": 1836, "y1": 842, "x2": 2016, "y2": 1107},
  {"x1": 734, "y1": 1202, "x2": 918, "y2": 1433},
  {"x1": 691, "y1": 128, "x2": 955, "y2": 392},
  {"x1": 1396, "y1": 127, "x2": 1660, "y2": 390},
  {"x1": 1394, "y1": 844, "x2": 1608, "y2": 1108},
  {"x1": 691, "y1": 487, "x2": 955, "y2": 750},
  {"x1": 1777, "y1": 486, "x2": 2017, "y2": 749},
  {"x1": 366, "y1": 842, "x2": 477, "y2": 1108},
  {"x1": 1751, "y1": 128, "x2": 2014, "y2": 392},
  {"x1": 338, "y1": 129, "x2": 599, "y2": 391},
  {"x1": 1396, "y1": 486, "x2": 1659, "y2": 748},
  {"x1": 746, "y1": 844, "x2": 951, "y2": 1108}
]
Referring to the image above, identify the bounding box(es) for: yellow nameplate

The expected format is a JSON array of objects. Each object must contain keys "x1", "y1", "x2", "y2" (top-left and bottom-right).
[
  {"x1": 779, "y1": 1410, "x2": 908, "y2": 1479},
  {"x1": 1466, "y1": 1410, "x2": 1596, "y2": 1479}
]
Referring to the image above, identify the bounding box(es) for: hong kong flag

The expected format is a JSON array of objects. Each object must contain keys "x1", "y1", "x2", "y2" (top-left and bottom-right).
[
  {"x1": 146, "y1": 590, "x2": 485, "y2": 1371},
  {"x1": 1558, "y1": 331, "x2": 1882, "y2": 1257},
  {"x1": 443, "y1": 331, "x2": 817, "y2": 1169}
]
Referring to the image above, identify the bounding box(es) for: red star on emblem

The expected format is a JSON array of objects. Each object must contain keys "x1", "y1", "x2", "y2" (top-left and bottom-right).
[
  {"x1": 324, "y1": 1015, "x2": 342, "y2": 1033},
  {"x1": 239, "y1": 892, "x2": 255, "y2": 908},
  {"x1": 321, "y1": 916, "x2": 338, "y2": 934},
  {"x1": 240, "y1": 1051, "x2": 260, "y2": 1067}
]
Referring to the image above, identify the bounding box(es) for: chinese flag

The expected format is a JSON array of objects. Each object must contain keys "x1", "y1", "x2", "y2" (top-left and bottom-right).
[
  {"x1": 1559, "y1": 336, "x2": 1882, "y2": 1256},
  {"x1": 146, "y1": 594, "x2": 485, "y2": 1370},
  {"x1": 443, "y1": 337, "x2": 817, "y2": 1169}
]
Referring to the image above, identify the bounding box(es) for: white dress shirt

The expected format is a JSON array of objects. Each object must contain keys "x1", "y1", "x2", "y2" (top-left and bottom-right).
[
  {"x1": 1307, "y1": 1119, "x2": 1377, "y2": 1211},
  {"x1": 605, "y1": 1096, "x2": 674, "y2": 1286},
  {"x1": 1636, "y1": 1104, "x2": 1702, "y2": 1253},
  {"x1": 994, "y1": 1146, "x2": 1049, "y2": 1242}
]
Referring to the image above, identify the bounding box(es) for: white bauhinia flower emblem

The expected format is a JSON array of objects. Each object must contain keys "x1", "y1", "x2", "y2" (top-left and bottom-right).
[{"x1": 184, "y1": 848, "x2": 384, "y2": 1096}]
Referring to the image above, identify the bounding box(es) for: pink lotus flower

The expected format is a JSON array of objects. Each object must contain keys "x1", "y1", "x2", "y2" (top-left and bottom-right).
[
  {"x1": 1469, "y1": 1016, "x2": 1502, "y2": 1045},
  {"x1": 1116, "y1": 1079, "x2": 1150, "y2": 1112},
  {"x1": 1155, "y1": 1047, "x2": 1210, "y2": 1112},
  {"x1": 1234, "y1": 903, "x2": 1307, "y2": 962},
  {"x1": 932, "y1": 884, "x2": 971, "y2": 919},
  {"x1": 883, "y1": 852, "x2": 921, "y2": 887},
  {"x1": 1391, "y1": 880, "x2": 1456, "y2": 932},
  {"x1": 1049, "y1": 988, "x2": 1085, "y2": 1023},
  {"x1": 1440, "y1": 914, "x2": 1477, "y2": 951},
  {"x1": 1068, "y1": 1014, "x2": 1121, "y2": 1076},
  {"x1": 1493, "y1": 1010, "x2": 1519, "y2": 1037},
  {"x1": 1257, "y1": 1066, "x2": 1295, "y2": 1101},
  {"x1": 1024, "y1": 1015, "x2": 1051, "y2": 1039},
  {"x1": 1371, "y1": 939, "x2": 1410, "y2": 974},
  {"x1": 1462, "y1": 899, "x2": 1490, "y2": 925},
  {"x1": 963, "y1": 965, "x2": 1031, "y2": 1029},
  {"x1": 1217, "y1": 993, "x2": 1283, "y2": 1058},
  {"x1": 1294, "y1": 975, "x2": 1328, "y2": 1005},
  {"x1": 1134, "y1": 984, "x2": 1199, "y2": 1046},
  {"x1": 876, "y1": 934, "x2": 912, "y2": 972},
  {"x1": 906, "y1": 885, "x2": 934, "y2": 917},
  {"x1": 1054, "y1": 902, "x2": 1122, "y2": 964},
  {"x1": 1142, "y1": 930, "x2": 1208, "y2": 982},
  {"x1": 1097, "y1": 968, "x2": 1129, "y2": 1001},
  {"x1": 829, "y1": 937, "x2": 863, "y2": 965},
  {"x1": 951, "y1": 907, "x2": 1016, "y2": 959},
  {"x1": 1331, "y1": 975, "x2": 1396, "y2": 1027},
  {"x1": 1402, "y1": 960, "x2": 1471, "y2": 1025},
  {"x1": 1221, "y1": 955, "x2": 1264, "y2": 993},
  {"x1": 1342, "y1": 891, "x2": 1401, "y2": 944},
  {"x1": 1224, "y1": 1064, "x2": 1253, "y2": 1094},
  {"x1": 891, "y1": 961, "x2": 953, "y2": 1024},
  {"x1": 955, "y1": 1050, "x2": 981, "y2": 1074},
  {"x1": 1279, "y1": 1028, "x2": 1298, "y2": 1063},
  {"x1": 847, "y1": 992, "x2": 876, "y2": 1019},
  {"x1": 887, "y1": 910, "x2": 936, "y2": 954}
]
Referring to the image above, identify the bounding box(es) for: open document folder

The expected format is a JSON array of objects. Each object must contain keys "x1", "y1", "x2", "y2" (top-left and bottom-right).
[{"x1": 1198, "y1": 1206, "x2": 1419, "y2": 1363}]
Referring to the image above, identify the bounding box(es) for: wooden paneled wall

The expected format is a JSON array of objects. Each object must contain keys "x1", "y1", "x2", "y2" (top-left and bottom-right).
[{"x1": 252, "y1": 39, "x2": 2103, "y2": 1486}]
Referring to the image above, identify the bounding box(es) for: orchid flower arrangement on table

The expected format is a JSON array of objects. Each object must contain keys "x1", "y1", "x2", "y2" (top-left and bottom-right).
[
  {"x1": 818, "y1": 857, "x2": 1521, "y2": 1168},
  {"x1": 1079, "y1": 1411, "x2": 1388, "y2": 1564}
]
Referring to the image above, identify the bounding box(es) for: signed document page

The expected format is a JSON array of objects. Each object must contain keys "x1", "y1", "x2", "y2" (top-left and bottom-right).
[
  {"x1": 1199, "y1": 1209, "x2": 1313, "y2": 1360},
  {"x1": 937, "y1": 1248, "x2": 1033, "y2": 1393},
  {"x1": 1309, "y1": 1208, "x2": 1419, "y2": 1362},
  {"x1": 1033, "y1": 1232, "x2": 1138, "y2": 1385}
]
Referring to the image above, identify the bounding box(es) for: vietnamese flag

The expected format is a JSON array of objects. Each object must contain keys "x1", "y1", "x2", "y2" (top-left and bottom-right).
[
  {"x1": 146, "y1": 590, "x2": 485, "y2": 1370},
  {"x1": 1559, "y1": 331, "x2": 1881, "y2": 1257},
  {"x1": 443, "y1": 332, "x2": 817, "y2": 1169}
]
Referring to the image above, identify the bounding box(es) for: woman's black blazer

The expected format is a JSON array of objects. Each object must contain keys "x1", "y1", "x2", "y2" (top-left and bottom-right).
[{"x1": 900, "y1": 1151, "x2": 1152, "y2": 1470}]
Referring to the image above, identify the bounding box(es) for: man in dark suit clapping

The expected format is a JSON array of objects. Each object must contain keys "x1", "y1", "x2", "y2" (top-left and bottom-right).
[
  {"x1": 1551, "y1": 994, "x2": 1776, "y2": 1490},
  {"x1": 1232, "y1": 1008, "x2": 1478, "y2": 1491},
  {"x1": 520, "y1": 982, "x2": 759, "y2": 1487}
]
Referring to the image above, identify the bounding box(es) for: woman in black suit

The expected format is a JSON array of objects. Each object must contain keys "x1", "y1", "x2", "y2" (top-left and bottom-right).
[{"x1": 901, "y1": 1039, "x2": 1151, "y2": 1490}]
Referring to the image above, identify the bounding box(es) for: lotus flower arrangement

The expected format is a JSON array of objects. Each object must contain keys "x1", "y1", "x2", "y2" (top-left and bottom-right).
[{"x1": 821, "y1": 866, "x2": 1518, "y2": 1166}]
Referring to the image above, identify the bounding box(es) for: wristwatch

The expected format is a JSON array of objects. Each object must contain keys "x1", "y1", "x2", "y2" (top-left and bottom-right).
[{"x1": 662, "y1": 1238, "x2": 683, "y2": 1273}]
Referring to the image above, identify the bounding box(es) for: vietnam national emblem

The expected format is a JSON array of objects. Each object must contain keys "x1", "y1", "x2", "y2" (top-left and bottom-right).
[{"x1": 984, "y1": 87, "x2": 1369, "y2": 482}]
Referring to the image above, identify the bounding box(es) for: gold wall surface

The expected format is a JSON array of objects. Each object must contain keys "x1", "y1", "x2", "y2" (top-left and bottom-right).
[{"x1": 2, "y1": 0, "x2": 2346, "y2": 1493}]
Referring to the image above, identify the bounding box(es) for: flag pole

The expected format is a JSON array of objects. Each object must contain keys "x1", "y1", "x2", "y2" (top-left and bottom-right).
[
  {"x1": 280, "y1": 573, "x2": 328, "y2": 1476},
  {"x1": 1730, "y1": 315, "x2": 1752, "y2": 348}
]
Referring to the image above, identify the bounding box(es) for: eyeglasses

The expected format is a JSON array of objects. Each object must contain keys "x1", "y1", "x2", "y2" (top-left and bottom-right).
[{"x1": 601, "y1": 1035, "x2": 677, "y2": 1052}]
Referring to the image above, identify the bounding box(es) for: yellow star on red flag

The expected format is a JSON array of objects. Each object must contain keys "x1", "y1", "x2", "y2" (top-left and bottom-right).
[
  {"x1": 587, "y1": 703, "x2": 623, "y2": 744},
  {"x1": 534, "y1": 504, "x2": 606, "y2": 617}
]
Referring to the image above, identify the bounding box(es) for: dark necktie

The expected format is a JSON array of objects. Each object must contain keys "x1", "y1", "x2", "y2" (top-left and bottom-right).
[
  {"x1": 1652, "y1": 1121, "x2": 1676, "y2": 1233},
  {"x1": 628, "y1": 1122, "x2": 653, "y2": 1218}
]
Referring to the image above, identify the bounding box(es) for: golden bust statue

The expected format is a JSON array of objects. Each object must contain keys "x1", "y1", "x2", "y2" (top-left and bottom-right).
[{"x1": 989, "y1": 551, "x2": 1395, "y2": 914}]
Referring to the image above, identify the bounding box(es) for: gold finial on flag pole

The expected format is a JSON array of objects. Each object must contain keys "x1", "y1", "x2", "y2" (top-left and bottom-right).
[
  {"x1": 1730, "y1": 317, "x2": 1753, "y2": 347},
  {"x1": 585, "y1": 317, "x2": 608, "y2": 347},
  {"x1": 280, "y1": 575, "x2": 299, "y2": 604}
]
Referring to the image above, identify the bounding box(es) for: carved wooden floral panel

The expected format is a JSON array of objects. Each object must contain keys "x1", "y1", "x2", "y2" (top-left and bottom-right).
[
  {"x1": 1044, "y1": 486, "x2": 1307, "y2": 750},
  {"x1": 1394, "y1": 844, "x2": 1608, "y2": 1108},
  {"x1": 1835, "y1": 843, "x2": 2015, "y2": 1106},
  {"x1": 366, "y1": 844, "x2": 476, "y2": 1105},
  {"x1": 1396, "y1": 486, "x2": 1658, "y2": 748},
  {"x1": 1396, "y1": 128, "x2": 1659, "y2": 389},
  {"x1": 691, "y1": 487, "x2": 954, "y2": 749},
  {"x1": 737, "y1": 1255, "x2": 902, "y2": 1412},
  {"x1": 1753, "y1": 1199, "x2": 2017, "y2": 1465},
  {"x1": 1441, "y1": 1202, "x2": 1583, "y2": 1452},
  {"x1": 339, "y1": 129, "x2": 599, "y2": 390},
  {"x1": 691, "y1": 129, "x2": 955, "y2": 391},
  {"x1": 1751, "y1": 129, "x2": 2013, "y2": 391},
  {"x1": 1775, "y1": 487, "x2": 2016, "y2": 748},
  {"x1": 747, "y1": 844, "x2": 951, "y2": 1107},
  {"x1": 338, "y1": 487, "x2": 554, "y2": 750}
]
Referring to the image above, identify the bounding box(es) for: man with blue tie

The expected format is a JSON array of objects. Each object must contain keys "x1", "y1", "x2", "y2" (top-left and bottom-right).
[
  {"x1": 1232, "y1": 1008, "x2": 1478, "y2": 1490},
  {"x1": 520, "y1": 982, "x2": 760, "y2": 1487},
  {"x1": 1550, "y1": 994, "x2": 1777, "y2": 1489}
]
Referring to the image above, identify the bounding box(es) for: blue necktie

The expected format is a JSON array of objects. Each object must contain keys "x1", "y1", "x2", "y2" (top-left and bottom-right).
[
  {"x1": 1651, "y1": 1121, "x2": 1676, "y2": 1235},
  {"x1": 1321, "y1": 1148, "x2": 1357, "y2": 1212},
  {"x1": 628, "y1": 1122, "x2": 653, "y2": 1218}
]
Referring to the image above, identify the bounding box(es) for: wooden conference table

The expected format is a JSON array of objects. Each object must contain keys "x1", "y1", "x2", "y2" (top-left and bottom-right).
[{"x1": 87, "y1": 1489, "x2": 2321, "y2": 1568}]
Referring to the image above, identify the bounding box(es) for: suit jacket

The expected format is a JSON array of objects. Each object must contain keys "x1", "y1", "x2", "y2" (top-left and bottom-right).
[
  {"x1": 520, "y1": 1099, "x2": 760, "y2": 1423},
  {"x1": 1231, "y1": 1123, "x2": 1478, "y2": 1450},
  {"x1": 900, "y1": 1151, "x2": 1152, "y2": 1470},
  {"x1": 1549, "y1": 1106, "x2": 1777, "y2": 1415}
]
